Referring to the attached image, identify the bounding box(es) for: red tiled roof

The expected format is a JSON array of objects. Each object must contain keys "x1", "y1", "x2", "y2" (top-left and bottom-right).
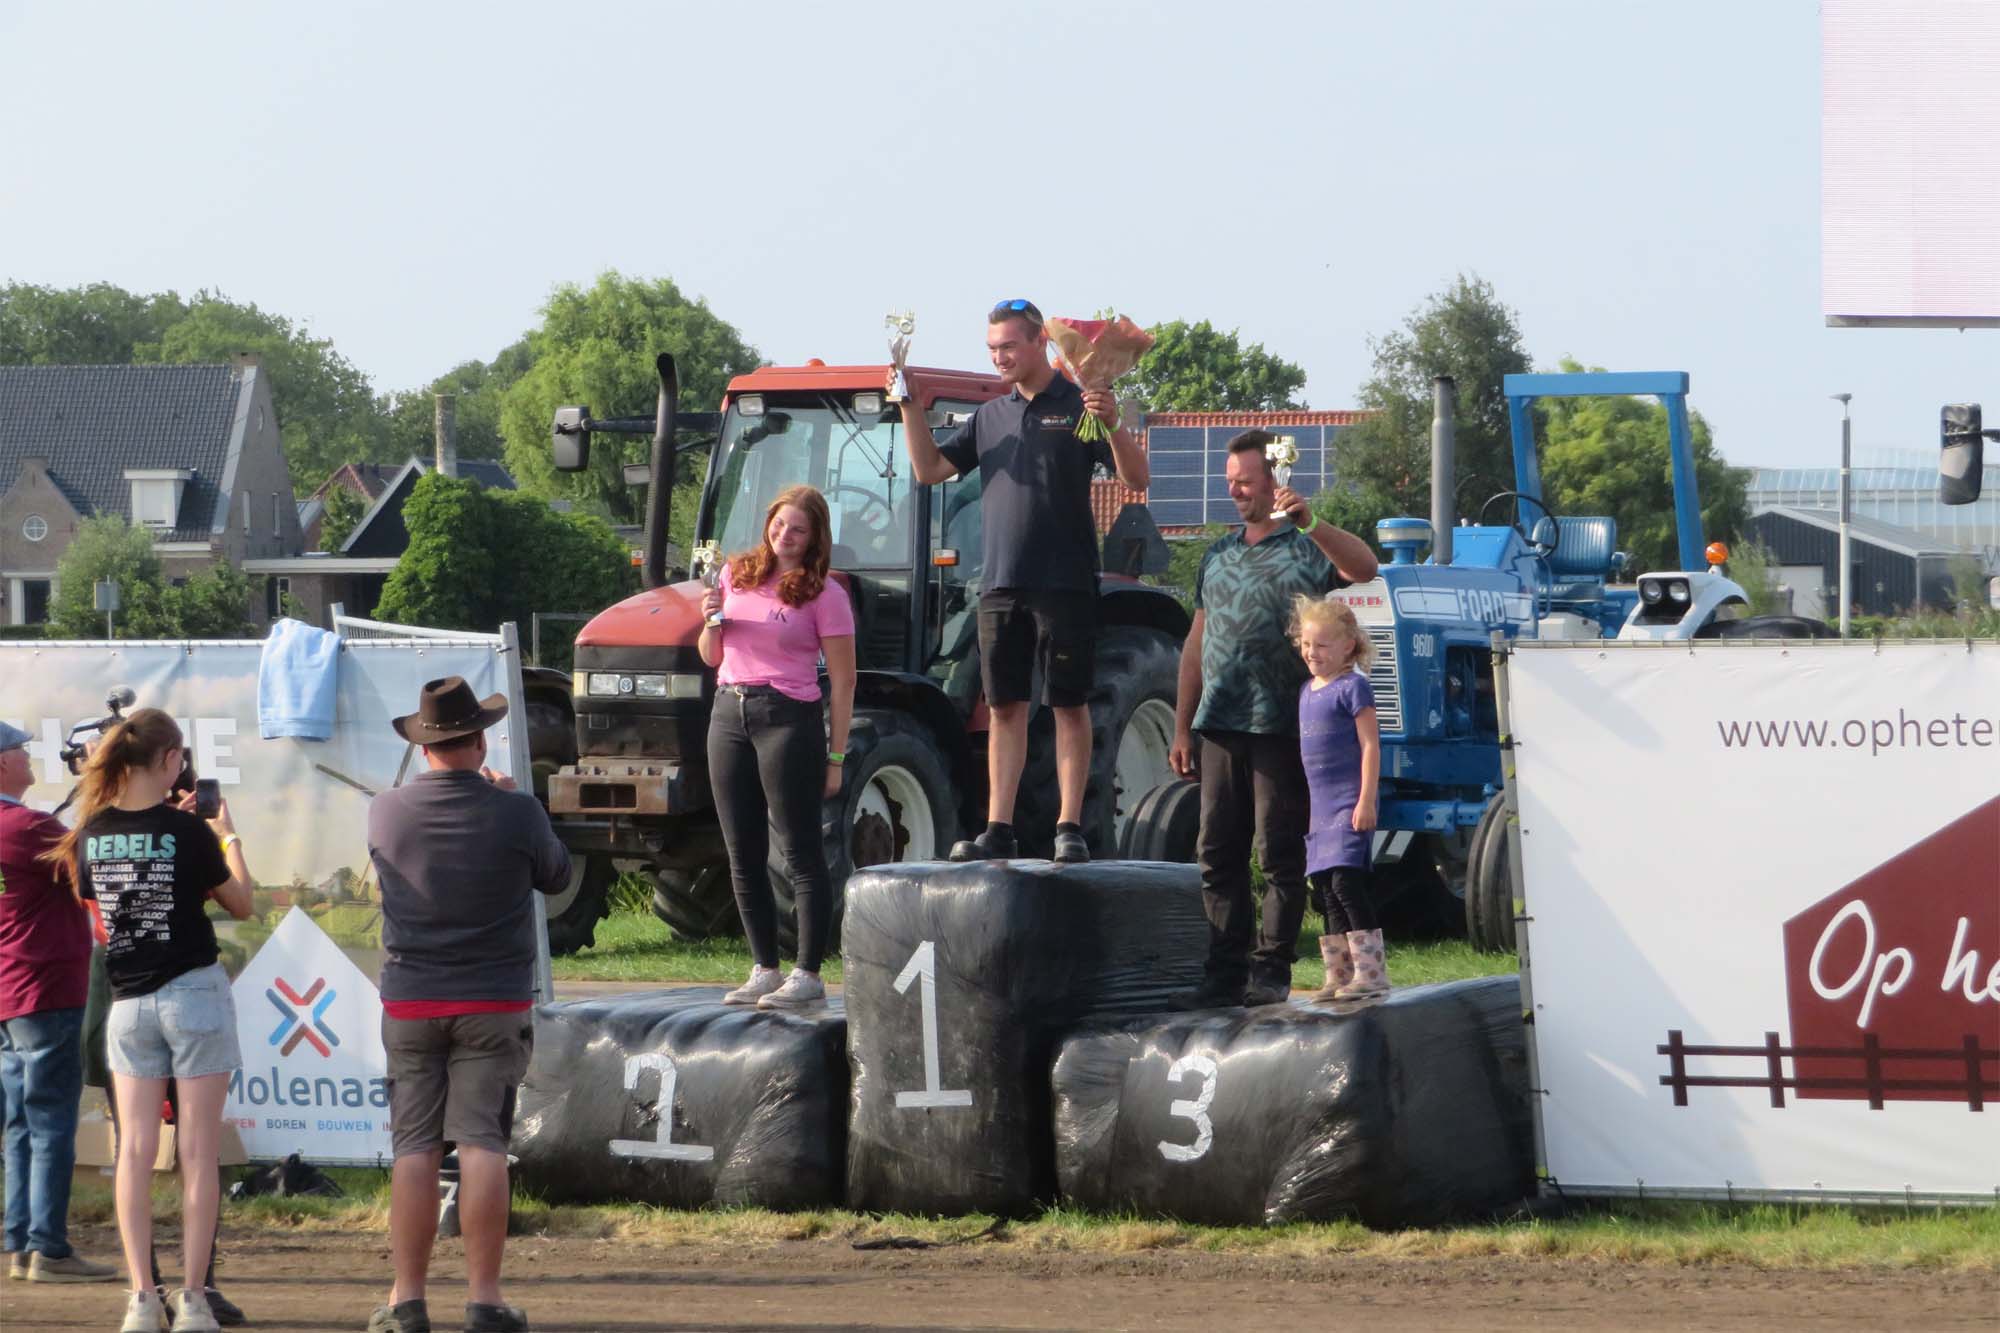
[
  {"x1": 1144, "y1": 410, "x2": 1372, "y2": 427},
  {"x1": 1091, "y1": 478, "x2": 1148, "y2": 533}
]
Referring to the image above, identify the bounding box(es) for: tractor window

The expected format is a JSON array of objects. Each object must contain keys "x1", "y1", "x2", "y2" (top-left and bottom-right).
[
  {"x1": 709, "y1": 401, "x2": 914, "y2": 568},
  {"x1": 927, "y1": 412, "x2": 987, "y2": 700}
]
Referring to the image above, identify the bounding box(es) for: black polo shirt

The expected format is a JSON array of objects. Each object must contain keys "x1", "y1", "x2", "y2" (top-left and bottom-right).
[{"x1": 939, "y1": 373, "x2": 1113, "y2": 594}]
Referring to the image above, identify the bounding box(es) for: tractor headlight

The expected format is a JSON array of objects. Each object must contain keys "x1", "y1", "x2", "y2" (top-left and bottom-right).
[
  {"x1": 1668, "y1": 579, "x2": 1691, "y2": 604},
  {"x1": 1641, "y1": 580, "x2": 1664, "y2": 605},
  {"x1": 632, "y1": 673, "x2": 705, "y2": 699}
]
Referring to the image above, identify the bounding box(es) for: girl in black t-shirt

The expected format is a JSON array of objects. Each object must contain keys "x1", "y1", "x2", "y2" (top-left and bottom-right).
[{"x1": 44, "y1": 709, "x2": 255, "y2": 1333}]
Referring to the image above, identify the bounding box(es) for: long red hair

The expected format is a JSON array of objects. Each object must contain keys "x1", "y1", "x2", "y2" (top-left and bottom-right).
[{"x1": 725, "y1": 484, "x2": 832, "y2": 608}]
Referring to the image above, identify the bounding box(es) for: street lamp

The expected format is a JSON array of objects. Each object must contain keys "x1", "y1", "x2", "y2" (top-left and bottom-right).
[{"x1": 1831, "y1": 394, "x2": 1852, "y2": 639}]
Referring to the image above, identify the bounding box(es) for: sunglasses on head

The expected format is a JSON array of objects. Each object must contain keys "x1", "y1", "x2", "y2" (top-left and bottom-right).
[{"x1": 990, "y1": 298, "x2": 1044, "y2": 326}]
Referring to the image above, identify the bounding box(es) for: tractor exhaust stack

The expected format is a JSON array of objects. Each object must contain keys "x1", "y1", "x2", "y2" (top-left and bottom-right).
[{"x1": 1430, "y1": 375, "x2": 1457, "y2": 566}]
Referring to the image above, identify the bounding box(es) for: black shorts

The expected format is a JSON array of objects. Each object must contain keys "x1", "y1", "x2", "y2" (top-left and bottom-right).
[{"x1": 977, "y1": 589, "x2": 1099, "y2": 708}]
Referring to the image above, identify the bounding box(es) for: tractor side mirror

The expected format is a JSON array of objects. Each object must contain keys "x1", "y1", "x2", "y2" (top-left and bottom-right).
[
  {"x1": 553, "y1": 405, "x2": 590, "y2": 472},
  {"x1": 1941, "y1": 403, "x2": 1984, "y2": 506}
]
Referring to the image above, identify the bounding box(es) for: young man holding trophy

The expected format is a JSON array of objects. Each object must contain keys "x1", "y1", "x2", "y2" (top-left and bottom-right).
[
  {"x1": 1169, "y1": 429, "x2": 1378, "y2": 1007},
  {"x1": 895, "y1": 299, "x2": 1149, "y2": 863}
]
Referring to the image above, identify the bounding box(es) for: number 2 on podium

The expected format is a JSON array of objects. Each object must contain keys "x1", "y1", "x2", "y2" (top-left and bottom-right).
[
  {"x1": 609, "y1": 1052, "x2": 716, "y2": 1161},
  {"x1": 893, "y1": 940, "x2": 973, "y2": 1109}
]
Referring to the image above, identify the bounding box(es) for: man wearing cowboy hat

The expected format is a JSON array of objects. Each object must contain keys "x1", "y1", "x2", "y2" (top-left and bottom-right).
[{"x1": 366, "y1": 678, "x2": 570, "y2": 1333}]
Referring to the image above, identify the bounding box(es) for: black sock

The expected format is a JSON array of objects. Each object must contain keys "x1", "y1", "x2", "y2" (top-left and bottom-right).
[
  {"x1": 1056, "y1": 821, "x2": 1083, "y2": 835},
  {"x1": 984, "y1": 821, "x2": 1014, "y2": 839}
]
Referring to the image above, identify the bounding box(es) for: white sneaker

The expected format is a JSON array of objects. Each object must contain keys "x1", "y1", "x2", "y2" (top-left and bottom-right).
[
  {"x1": 169, "y1": 1287, "x2": 220, "y2": 1332},
  {"x1": 121, "y1": 1288, "x2": 169, "y2": 1333},
  {"x1": 757, "y1": 969, "x2": 826, "y2": 1010},
  {"x1": 722, "y1": 965, "x2": 784, "y2": 1006}
]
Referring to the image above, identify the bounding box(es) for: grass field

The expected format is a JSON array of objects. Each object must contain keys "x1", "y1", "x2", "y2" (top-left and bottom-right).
[
  {"x1": 551, "y1": 909, "x2": 1520, "y2": 992},
  {"x1": 67, "y1": 1172, "x2": 2000, "y2": 1272}
]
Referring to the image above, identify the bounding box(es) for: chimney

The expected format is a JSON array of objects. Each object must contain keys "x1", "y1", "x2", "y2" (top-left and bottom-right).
[
  {"x1": 230, "y1": 352, "x2": 260, "y2": 369},
  {"x1": 433, "y1": 394, "x2": 458, "y2": 478}
]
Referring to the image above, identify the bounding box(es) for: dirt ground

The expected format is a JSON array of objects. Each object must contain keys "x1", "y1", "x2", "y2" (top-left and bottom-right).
[{"x1": 4, "y1": 1223, "x2": 1995, "y2": 1332}]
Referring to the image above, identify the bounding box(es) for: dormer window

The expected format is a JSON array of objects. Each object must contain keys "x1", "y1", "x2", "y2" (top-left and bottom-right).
[{"x1": 125, "y1": 468, "x2": 194, "y2": 529}]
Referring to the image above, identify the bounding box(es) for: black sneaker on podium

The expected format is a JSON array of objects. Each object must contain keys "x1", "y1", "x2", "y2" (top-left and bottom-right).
[{"x1": 948, "y1": 823, "x2": 1018, "y2": 861}]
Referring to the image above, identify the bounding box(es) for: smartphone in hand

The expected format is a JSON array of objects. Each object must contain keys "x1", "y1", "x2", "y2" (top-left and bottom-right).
[{"x1": 194, "y1": 778, "x2": 222, "y2": 821}]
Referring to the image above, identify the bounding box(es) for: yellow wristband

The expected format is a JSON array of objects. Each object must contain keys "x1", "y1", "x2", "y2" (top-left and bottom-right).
[{"x1": 220, "y1": 834, "x2": 240, "y2": 854}]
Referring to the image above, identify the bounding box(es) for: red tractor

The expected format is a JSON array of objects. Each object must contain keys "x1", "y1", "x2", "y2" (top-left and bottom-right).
[{"x1": 526, "y1": 354, "x2": 1188, "y2": 952}]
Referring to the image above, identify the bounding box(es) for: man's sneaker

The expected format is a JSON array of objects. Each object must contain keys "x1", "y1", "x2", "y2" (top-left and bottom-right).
[
  {"x1": 948, "y1": 824, "x2": 1017, "y2": 862},
  {"x1": 1171, "y1": 980, "x2": 1245, "y2": 1011},
  {"x1": 758, "y1": 969, "x2": 827, "y2": 1010},
  {"x1": 5, "y1": 1251, "x2": 25, "y2": 1280},
  {"x1": 205, "y1": 1287, "x2": 246, "y2": 1327},
  {"x1": 1052, "y1": 823, "x2": 1090, "y2": 864},
  {"x1": 120, "y1": 1288, "x2": 169, "y2": 1333},
  {"x1": 368, "y1": 1298, "x2": 432, "y2": 1333},
  {"x1": 169, "y1": 1287, "x2": 221, "y2": 1332},
  {"x1": 27, "y1": 1249, "x2": 117, "y2": 1282},
  {"x1": 722, "y1": 965, "x2": 784, "y2": 1006},
  {"x1": 464, "y1": 1301, "x2": 530, "y2": 1332}
]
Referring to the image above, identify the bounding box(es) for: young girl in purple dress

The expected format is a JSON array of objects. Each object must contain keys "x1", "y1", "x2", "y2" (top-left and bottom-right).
[{"x1": 1292, "y1": 596, "x2": 1388, "y2": 1002}]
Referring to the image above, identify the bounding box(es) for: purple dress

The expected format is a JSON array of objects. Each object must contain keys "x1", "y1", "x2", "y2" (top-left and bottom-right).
[{"x1": 1301, "y1": 671, "x2": 1377, "y2": 873}]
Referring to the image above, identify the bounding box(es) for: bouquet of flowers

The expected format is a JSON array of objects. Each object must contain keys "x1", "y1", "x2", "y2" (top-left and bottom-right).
[{"x1": 1045, "y1": 314, "x2": 1155, "y2": 443}]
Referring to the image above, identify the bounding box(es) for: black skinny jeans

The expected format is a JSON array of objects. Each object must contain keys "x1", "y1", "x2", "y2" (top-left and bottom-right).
[
  {"x1": 707, "y1": 685, "x2": 832, "y2": 973},
  {"x1": 1195, "y1": 731, "x2": 1311, "y2": 988}
]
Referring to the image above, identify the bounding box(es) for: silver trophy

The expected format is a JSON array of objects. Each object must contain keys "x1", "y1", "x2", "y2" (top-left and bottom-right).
[
  {"x1": 885, "y1": 310, "x2": 915, "y2": 402},
  {"x1": 692, "y1": 540, "x2": 724, "y2": 628},
  {"x1": 1266, "y1": 435, "x2": 1300, "y2": 520}
]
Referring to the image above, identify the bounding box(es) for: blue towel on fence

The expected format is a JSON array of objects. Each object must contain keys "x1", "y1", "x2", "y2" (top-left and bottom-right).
[{"x1": 258, "y1": 618, "x2": 341, "y2": 740}]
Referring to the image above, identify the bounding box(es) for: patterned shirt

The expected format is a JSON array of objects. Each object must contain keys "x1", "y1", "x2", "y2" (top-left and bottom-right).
[{"x1": 1192, "y1": 525, "x2": 1348, "y2": 735}]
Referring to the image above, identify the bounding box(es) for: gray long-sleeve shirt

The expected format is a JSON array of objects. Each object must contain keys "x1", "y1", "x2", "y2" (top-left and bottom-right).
[{"x1": 367, "y1": 767, "x2": 572, "y2": 1004}]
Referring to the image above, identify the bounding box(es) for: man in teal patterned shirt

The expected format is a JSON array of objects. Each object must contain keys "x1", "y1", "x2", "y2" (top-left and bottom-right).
[{"x1": 1169, "y1": 430, "x2": 1378, "y2": 1007}]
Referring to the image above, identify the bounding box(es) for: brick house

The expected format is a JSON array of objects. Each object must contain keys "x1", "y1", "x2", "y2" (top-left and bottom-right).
[{"x1": 0, "y1": 357, "x2": 301, "y2": 628}]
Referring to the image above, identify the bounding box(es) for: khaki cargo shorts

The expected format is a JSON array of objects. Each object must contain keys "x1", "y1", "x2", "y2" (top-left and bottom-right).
[{"x1": 382, "y1": 1010, "x2": 533, "y2": 1158}]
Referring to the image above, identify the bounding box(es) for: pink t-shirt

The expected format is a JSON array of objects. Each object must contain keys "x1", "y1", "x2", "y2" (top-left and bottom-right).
[{"x1": 715, "y1": 567, "x2": 856, "y2": 702}]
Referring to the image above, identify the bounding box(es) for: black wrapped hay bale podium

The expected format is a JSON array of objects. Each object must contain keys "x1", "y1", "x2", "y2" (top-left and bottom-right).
[
  {"x1": 1052, "y1": 976, "x2": 1533, "y2": 1228},
  {"x1": 843, "y1": 859, "x2": 1209, "y2": 1216},
  {"x1": 511, "y1": 988, "x2": 847, "y2": 1211}
]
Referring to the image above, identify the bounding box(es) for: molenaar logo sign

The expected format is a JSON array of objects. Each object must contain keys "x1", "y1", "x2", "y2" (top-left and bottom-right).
[{"x1": 1660, "y1": 798, "x2": 2000, "y2": 1112}]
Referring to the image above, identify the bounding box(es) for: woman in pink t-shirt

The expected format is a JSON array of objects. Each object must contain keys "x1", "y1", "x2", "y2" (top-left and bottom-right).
[{"x1": 698, "y1": 485, "x2": 856, "y2": 1009}]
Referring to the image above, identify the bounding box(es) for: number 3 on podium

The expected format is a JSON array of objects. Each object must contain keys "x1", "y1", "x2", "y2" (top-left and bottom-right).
[{"x1": 893, "y1": 940, "x2": 973, "y2": 1109}]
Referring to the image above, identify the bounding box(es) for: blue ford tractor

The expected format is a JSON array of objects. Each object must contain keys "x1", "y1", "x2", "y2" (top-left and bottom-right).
[{"x1": 1319, "y1": 371, "x2": 1825, "y2": 951}]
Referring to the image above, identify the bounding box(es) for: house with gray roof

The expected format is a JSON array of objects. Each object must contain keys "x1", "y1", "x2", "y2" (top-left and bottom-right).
[{"x1": 0, "y1": 356, "x2": 300, "y2": 627}]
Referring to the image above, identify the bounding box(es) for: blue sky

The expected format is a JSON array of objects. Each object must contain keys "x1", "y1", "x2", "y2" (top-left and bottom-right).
[{"x1": 2, "y1": 0, "x2": 1989, "y2": 469}]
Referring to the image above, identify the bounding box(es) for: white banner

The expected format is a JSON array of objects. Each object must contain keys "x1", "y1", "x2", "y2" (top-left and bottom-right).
[{"x1": 1510, "y1": 641, "x2": 1999, "y2": 1201}]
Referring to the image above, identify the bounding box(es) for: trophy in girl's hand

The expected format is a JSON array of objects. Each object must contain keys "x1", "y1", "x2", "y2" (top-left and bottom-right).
[
  {"x1": 692, "y1": 540, "x2": 724, "y2": 627},
  {"x1": 885, "y1": 310, "x2": 916, "y2": 403},
  {"x1": 1266, "y1": 435, "x2": 1300, "y2": 520}
]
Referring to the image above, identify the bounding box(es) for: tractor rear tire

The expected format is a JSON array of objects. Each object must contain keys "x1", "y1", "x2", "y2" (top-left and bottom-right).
[
  {"x1": 768, "y1": 707, "x2": 959, "y2": 958},
  {"x1": 1117, "y1": 778, "x2": 1201, "y2": 863},
  {"x1": 542, "y1": 853, "x2": 613, "y2": 955},
  {"x1": 1014, "y1": 625, "x2": 1182, "y2": 860},
  {"x1": 651, "y1": 863, "x2": 741, "y2": 943},
  {"x1": 1373, "y1": 834, "x2": 1463, "y2": 940}
]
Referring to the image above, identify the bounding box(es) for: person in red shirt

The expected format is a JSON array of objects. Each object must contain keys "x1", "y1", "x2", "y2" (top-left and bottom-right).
[{"x1": 0, "y1": 721, "x2": 115, "y2": 1283}]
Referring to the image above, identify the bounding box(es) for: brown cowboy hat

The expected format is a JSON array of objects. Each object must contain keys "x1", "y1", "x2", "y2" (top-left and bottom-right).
[{"x1": 392, "y1": 675, "x2": 509, "y2": 745}]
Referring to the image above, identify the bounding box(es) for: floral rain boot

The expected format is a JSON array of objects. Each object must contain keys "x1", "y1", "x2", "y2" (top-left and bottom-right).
[
  {"x1": 1334, "y1": 929, "x2": 1390, "y2": 1001},
  {"x1": 1311, "y1": 931, "x2": 1355, "y2": 1002}
]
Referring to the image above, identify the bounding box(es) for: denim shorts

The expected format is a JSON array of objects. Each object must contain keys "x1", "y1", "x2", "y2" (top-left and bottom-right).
[{"x1": 106, "y1": 963, "x2": 242, "y2": 1080}]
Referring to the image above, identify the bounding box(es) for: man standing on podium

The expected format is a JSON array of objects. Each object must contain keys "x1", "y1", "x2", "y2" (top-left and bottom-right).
[
  {"x1": 898, "y1": 299, "x2": 1150, "y2": 864},
  {"x1": 1170, "y1": 430, "x2": 1378, "y2": 1008}
]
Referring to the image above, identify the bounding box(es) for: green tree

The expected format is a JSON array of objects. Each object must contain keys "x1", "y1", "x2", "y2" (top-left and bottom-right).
[
  {"x1": 162, "y1": 563, "x2": 257, "y2": 637},
  {"x1": 1537, "y1": 359, "x2": 1751, "y2": 576},
  {"x1": 135, "y1": 294, "x2": 389, "y2": 490},
  {"x1": 1718, "y1": 540, "x2": 1784, "y2": 616},
  {"x1": 499, "y1": 272, "x2": 762, "y2": 524},
  {"x1": 1121, "y1": 319, "x2": 1308, "y2": 415},
  {"x1": 376, "y1": 474, "x2": 630, "y2": 633},
  {"x1": 0, "y1": 282, "x2": 188, "y2": 364},
  {"x1": 318, "y1": 484, "x2": 367, "y2": 552},
  {"x1": 47, "y1": 517, "x2": 173, "y2": 638},
  {"x1": 1332, "y1": 274, "x2": 1533, "y2": 540},
  {"x1": 379, "y1": 339, "x2": 533, "y2": 463}
]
